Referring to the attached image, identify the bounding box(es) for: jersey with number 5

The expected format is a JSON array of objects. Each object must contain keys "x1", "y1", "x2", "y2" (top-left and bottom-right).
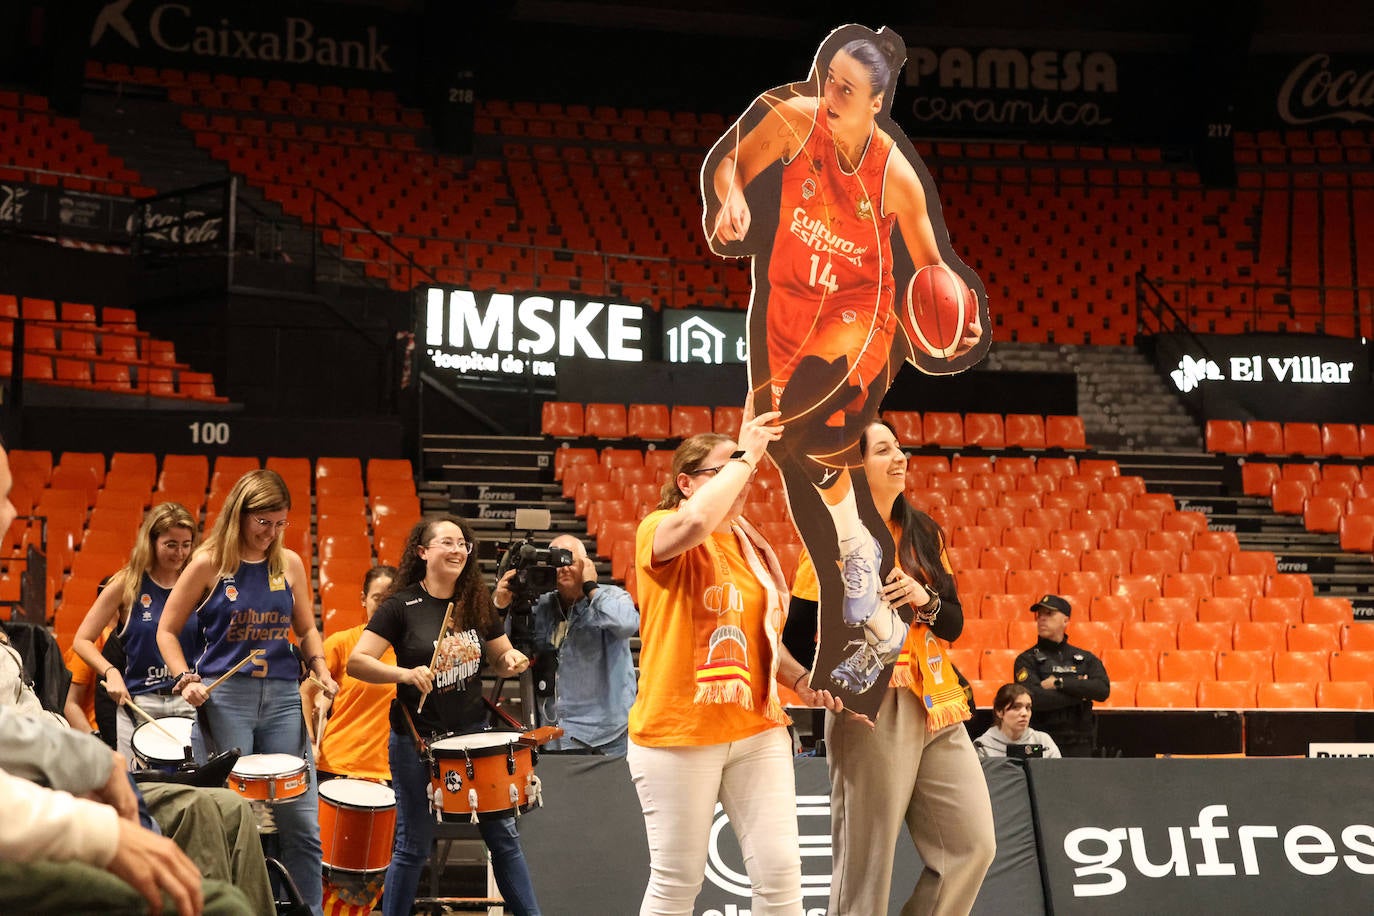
[{"x1": 767, "y1": 101, "x2": 896, "y2": 311}]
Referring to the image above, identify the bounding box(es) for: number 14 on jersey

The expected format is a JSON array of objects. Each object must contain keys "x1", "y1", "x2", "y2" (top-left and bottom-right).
[{"x1": 808, "y1": 254, "x2": 840, "y2": 294}]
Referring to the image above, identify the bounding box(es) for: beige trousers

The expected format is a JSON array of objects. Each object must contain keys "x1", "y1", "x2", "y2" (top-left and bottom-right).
[{"x1": 827, "y1": 688, "x2": 996, "y2": 915}]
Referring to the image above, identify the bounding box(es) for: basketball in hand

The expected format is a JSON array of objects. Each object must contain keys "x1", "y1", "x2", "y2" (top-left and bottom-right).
[{"x1": 900, "y1": 264, "x2": 975, "y2": 359}]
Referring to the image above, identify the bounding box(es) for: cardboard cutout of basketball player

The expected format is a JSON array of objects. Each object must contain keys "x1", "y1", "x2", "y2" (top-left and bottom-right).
[{"x1": 702, "y1": 24, "x2": 991, "y2": 720}]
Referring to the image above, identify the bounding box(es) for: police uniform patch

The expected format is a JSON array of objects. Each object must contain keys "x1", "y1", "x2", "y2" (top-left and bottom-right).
[{"x1": 1016, "y1": 668, "x2": 1028, "y2": 682}]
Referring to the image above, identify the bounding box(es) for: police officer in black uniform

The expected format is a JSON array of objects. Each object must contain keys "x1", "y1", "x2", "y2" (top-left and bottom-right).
[{"x1": 1012, "y1": 594, "x2": 1110, "y2": 757}]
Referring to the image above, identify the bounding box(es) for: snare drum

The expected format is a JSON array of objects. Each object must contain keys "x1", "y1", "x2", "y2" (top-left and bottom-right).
[
  {"x1": 228, "y1": 753, "x2": 309, "y2": 802},
  {"x1": 131, "y1": 716, "x2": 196, "y2": 772},
  {"x1": 429, "y1": 732, "x2": 541, "y2": 822},
  {"x1": 319, "y1": 779, "x2": 396, "y2": 877}
]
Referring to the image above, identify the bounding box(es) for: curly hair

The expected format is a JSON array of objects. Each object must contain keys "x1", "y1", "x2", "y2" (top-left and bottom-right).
[{"x1": 389, "y1": 515, "x2": 495, "y2": 632}]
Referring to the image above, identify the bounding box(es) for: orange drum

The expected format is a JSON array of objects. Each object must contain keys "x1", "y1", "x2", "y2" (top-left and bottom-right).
[
  {"x1": 429, "y1": 732, "x2": 542, "y2": 821},
  {"x1": 319, "y1": 779, "x2": 396, "y2": 877},
  {"x1": 228, "y1": 753, "x2": 309, "y2": 802}
]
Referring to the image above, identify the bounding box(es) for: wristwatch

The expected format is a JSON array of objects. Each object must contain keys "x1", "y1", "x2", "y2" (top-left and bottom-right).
[
  {"x1": 582, "y1": 580, "x2": 598, "y2": 598},
  {"x1": 1053, "y1": 676, "x2": 1064, "y2": 689}
]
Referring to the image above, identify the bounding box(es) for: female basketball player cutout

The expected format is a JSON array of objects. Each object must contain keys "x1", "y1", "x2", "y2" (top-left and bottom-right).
[{"x1": 704, "y1": 23, "x2": 991, "y2": 715}]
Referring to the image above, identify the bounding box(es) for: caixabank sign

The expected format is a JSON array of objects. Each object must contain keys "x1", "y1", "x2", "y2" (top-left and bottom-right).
[
  {"x1": 1153, "y1": 333, "x2": 1374, "y2": 422},
  {"x1": 1030, "y1": 758, "x2": 1374, "y2": 912}
]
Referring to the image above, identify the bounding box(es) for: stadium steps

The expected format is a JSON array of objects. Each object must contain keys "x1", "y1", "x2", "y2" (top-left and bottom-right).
[
  {"x1": 78, "y1": 92, "x2": 370, "y2": 287},
  {"x1": 1118, "y1": 451, "x2": 1374, "y2": 615},
  {"x1": 984, "y1": 342, "x2": 1204, "y2": 451}
]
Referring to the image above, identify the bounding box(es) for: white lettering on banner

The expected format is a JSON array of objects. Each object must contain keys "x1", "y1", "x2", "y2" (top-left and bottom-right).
[
  {"x1": 0, "y1": 184, "x2": 29, "y2": 223},
  {"x1": 704, "y1": 796, "x2": 832, "y2": 901},
  {"x1": 1277, "y1": 53, "x2": 1374, "y2": 126},
  {"x1": 1310, "y1": 742, "x2": 1374, "y2": 758},
  {"x1": 910, "y1": 96, "x2": 1111, "y2": 128},
  {"x1": 1169, "y1": 353, "x2": 1355, "y2": 392},
  {"x1": 423, "y1": 287, "x2": 645, "y2": 379},
  {"x1": 476, "y1": 487, "x2": 516, "y2": 502},
  {"x1": 96, "y1": 2, "x2": 393, "y2": 72},
  {"x1": 1063, "y1": 804, "x2": 1374, "y2": 897},
  {"x1": 128, "y1": 207, "x2": 222, "y2": 245}
]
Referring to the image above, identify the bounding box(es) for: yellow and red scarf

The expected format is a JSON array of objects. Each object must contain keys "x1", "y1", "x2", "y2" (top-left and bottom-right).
[
  {"x1": 692, "y1": 518, "x2": 789, "y2": 726},
  {"x1": 891, "y1": 622, "x2": 969, "y2": 731}
]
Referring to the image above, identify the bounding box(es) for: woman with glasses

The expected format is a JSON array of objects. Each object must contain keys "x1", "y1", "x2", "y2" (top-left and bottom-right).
[
  {"x1": 348, "y1": 515, "x2": 540, "y2": 916},
  {"x1": 629, "y1": 412, "x2": 842, "y2": 915},
  {"x1": 157, "y1": 468, "x2": 337, "y2": 916}
]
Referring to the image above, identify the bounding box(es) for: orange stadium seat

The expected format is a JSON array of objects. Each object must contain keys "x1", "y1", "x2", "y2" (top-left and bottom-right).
[
  {"x1": 978, "y1": 594, "x2": 1028, "y2": 621},
  {"x1": 963, "y1": 413, "x2": 1005, "y2": 448},
  {"x1": 1317, "y1": 681, "x2": 1374, "y2": 709},
  {"x1": 669, "y1": 405, "x2": 712, "y2": 439},
  {"x1": 712, "y1": 406, "x2": 743, "y2": 437},
  {"x1": 1303, "y1": 597, "x2": 1355, "y2": 624},
  {"x1": 1321, "y1": 423, "x2": 1361, "y2": 457},
  {"x1": 1120, "y1": 621, "x2": 1176, "y2": 654},
  {"x1": 882, "y1": 411, "x2": 922, "y2": 445},
  {"x1": 1257, "y1": 682, "x2": 1316, "y2": 708},
  {"x1": 1136, "y1": 681, "x2": 1197, "y2": 708},
  {"x1": 979, "y1": 649, "x2": 1020, "y2": 682},
  {"x1": 542, "y1": 401, "x2": 584, "y2": 437},
  {"x1": 1045, "y1": 415, "x2": 1086, "y2": 450},
  {"x1": 1241, "y1": 463, "x2": 1281, "y2": 496},
  {"x1": 1157, "y1": 649, "x2": 1216, "y2": 682},
  {"x1": 1070, "y1": 621, "x2": 1119, "y2": 656},
  {"x1": 1177, "y1": 620, "x2": 1233, "y2": 651},
  {"x1": 1205, "y1": 420, "x2": 1245, "y2": 453},
  {"x1": 1143, "y1": 596, "x2": 1196, "y2": 625},
  {"x1": 584, "y1": 403, "x2": 628, "y2": 438},
  {"x1": 958, "y1": 619, "x2": 1006, "y2": 652},
  {"x1": 1103, "y1": 648, "x2": 1156, "y2": 683},
  {"x1": 1271, "y1": 651, "x2": 1329, "y2": 682},
  {"x1": 1338, "y1": 514, "x2": 1374, "y2": 552},
  {"x1": 1230, "y1": 618, "x2": 1287, "y2": 651},
  {"x1": 1303, "y1": 496, "x2": 1343, "y2": 533},
  {"x1": 1198, "y1": 680, "x2": 1257, "y2": 708},
  {"x1": 923, "y1": 412, "x2": 964, "y2": 447},
  {"x1": 1087, "y1": 594, "x2": 1135, "y2": 624},
  {"x1": 1287, "y1": 623, "x2": 1342, "y2": 653},
  {"x1": 1216, "y1": 649, "x2": 1272, "y2": 682},
  {"x1": 627, "y1": 403, "x2": 670, "y2": 439},
  {"x1": 1213, "y1": 574, "x2": 1265, "y2": 601},
  {"x1": 1244, "y1": 421, "x2": 1285, "y2": 454},
  {"x1": 1004, "y1": 415, "x2": 1046, "y2": 449},
  {"x1": 1328, "y1": 650, "x2": 1374, "y2": 683},
  {"x1": 1265, "y1": 573, "x2": 1313, "y2": 599},
  {"x1": 1249, "y1": 597, "x2": 1301, "y2": 625},
  {"x1": 1193, "y1": 531, "x2": 1240, "y2": 554},
  {"x1": 1283, "y1": 422, "x2": 1323, "y2": 456}
]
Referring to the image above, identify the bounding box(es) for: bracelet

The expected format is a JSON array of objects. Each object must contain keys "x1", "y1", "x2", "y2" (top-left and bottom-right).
[
  {"x1": 171, "y1": 671, "x2": 202, "y2": 695},
  {"x1": 102, "y1": 665, "x2": 117, "y2": 681},
  {"x1": 792, "y1": 671, "x2": 809, "y2": 692},
  {"x1": 914, "y1": 593, "x2": 941, "y2": 625},
  {"x1": 307, "y1": 654, "x2": 325, "y2": 669}
]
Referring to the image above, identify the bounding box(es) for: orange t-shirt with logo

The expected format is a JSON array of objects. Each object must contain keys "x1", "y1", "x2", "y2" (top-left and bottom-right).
[
  {"x1": 316, "y1": 624, "x2": 395, "y2": 780},
  {"x1": 629, "y1": 509, "x2": 781, "y2": 748}
]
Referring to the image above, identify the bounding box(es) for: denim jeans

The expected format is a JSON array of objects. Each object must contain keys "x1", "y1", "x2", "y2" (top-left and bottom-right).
[
  {"x1": 191, "y1": 676, "x2": 323, "y2": 916},
  {"x1": 385, "y1": 729, "x2": 542, "y2": 916}
]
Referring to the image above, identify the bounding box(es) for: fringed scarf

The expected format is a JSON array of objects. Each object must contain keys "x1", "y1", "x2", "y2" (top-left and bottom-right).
[
  {"x1": 692, "y1": 518, "x2": 789, "y2": 726},
  {"x1": 889, "y1": 610, "x2": 969, "y2": 733}
]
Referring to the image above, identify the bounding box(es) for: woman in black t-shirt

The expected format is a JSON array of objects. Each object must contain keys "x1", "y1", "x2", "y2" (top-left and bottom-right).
[{"x1": 348, "y1": 515, "x2": 539, "y2": 916}]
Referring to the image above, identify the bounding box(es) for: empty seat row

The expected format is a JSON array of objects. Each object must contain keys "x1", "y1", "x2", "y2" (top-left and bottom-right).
[{"x1": 1207, "y1": 419, "x2": 1374, "y2": 457}]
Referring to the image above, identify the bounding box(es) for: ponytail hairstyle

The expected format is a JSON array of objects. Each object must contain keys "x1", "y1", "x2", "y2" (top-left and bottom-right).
[
  {"x1": 118, "y1": 502, "x2": 197, "y2": 617},
  {"x1": 657, "y1": 433, "x2": 732, "y2": 510},
  {"x1": 389, "y1": 515, "x2": 495, "y2": 632},
  {"x1": 838, "y1": 32, "x2": 903, "y2": 100},
  {"x1": 858, "y1": 421, "x2": 956, "y2": 598},
  {"x1": 198, "y1": 469, "x2": 291, "y2": 579}
]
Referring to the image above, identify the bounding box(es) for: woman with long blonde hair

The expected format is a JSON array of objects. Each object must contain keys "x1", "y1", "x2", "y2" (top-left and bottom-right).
[
  {"x1": 72, "y1": 501, "x2": 198, "y2": 761},
  {"x1": 158, "y1": 468, "x2": 338, "y2": 916}
]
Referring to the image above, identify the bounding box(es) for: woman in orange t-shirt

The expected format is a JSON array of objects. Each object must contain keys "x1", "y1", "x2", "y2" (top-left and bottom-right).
[
  {"x1": 629, "y1": 411, "x2": 841, "y2": 915},
  {"x1": 304, "y1": 564, "x2": 398, "y2": 781}
]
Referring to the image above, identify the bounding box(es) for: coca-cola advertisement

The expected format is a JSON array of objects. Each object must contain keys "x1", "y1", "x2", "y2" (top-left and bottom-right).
[{"x1": 1246, "y1": 52, "x2": 1374, "y2": 129}]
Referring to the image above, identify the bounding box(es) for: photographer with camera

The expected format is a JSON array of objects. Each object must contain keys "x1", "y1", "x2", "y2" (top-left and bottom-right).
[{"x1": 510, "y1": 535, "x2": 638, "y2": 758}]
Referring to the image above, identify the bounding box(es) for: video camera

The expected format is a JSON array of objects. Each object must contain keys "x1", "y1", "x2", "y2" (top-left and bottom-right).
[{"x1": 494, "y1": 508, "x2": 575, "y2": 605}]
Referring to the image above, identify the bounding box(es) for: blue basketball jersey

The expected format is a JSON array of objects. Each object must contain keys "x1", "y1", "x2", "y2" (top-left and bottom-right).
[
  {"x1": 119, "y1": 571, "x2": 199, "y2": 694},
  {"x1": 194, "y1": 559, "x2": 299, "y2": 680}
]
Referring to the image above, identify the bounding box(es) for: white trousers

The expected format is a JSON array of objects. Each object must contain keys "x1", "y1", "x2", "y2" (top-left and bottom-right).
[{"x1": 628, "y1": 726, "x2": 803, "y2": 916}]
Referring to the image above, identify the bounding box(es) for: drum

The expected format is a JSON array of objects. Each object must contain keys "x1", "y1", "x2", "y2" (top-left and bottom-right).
[
  {"x1": 429, "y1": 732, "x2": 542, "y2": 822},
  {"x1": 228, "y1": 753, "x2": 309, "y2": 802},
  {"x1": 319, "y1": 779, "x2": 396, "y2": 877},
  {"x1": 131, "y1": 716, "x2": 196, "y2": 772}
]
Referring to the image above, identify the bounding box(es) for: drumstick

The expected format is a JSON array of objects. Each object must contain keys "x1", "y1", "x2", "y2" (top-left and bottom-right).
[
  {"x1": 203, "y1": 648, "x2": 265, "y2": 695},
  {"x1": 103, "y1": 686, "x2": 181, "y2": 744},
  {"x1": 416, "y1": 601, "x2": 455, "y2": 714}
]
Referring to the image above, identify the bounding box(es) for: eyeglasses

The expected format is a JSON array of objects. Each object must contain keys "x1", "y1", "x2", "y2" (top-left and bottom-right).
[
  {"x1": 251, "y1": 516, "x2": 290, "y2": 531},
  {"x1": 687, "y1": 450, "x2": 749, "y2": 477},
  {"x1": 426, "y1": 538, "x2": 470, "y2": 553}
]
